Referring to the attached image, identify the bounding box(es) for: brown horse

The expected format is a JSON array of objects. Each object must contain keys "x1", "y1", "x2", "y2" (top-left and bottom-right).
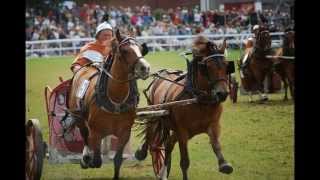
[
  {"x1": 135, "y1": 36, "x2": 233, "y2": 180},
  {"x1": 273, "y1": 30, "x2": 295, "y2": 100},
  {"x1": 239, "y1": 27, "x2": 273, "y2": 102},
  {"x1": 26, "y1": 119, "x2": 46, "y2": 180},
  {"x1": 67, "y1": 30, "x2": 150, "y2": 179}
]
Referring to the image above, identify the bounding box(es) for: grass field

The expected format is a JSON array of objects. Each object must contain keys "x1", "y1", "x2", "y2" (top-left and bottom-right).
[{"x1": 26, "y1": 50, "x2": 294, "y2": 180}]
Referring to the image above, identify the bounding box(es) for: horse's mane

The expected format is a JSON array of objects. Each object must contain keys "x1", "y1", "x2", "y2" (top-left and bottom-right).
[
  {"x1": 193, "y1": 35, "x2": 210, "y2": 46},
  {"x1": 192, "y1": 35, "x2": 219, "y2": 56},
  {"x1": 111, "y1": 38, "x2": 119, "y2": 55}
]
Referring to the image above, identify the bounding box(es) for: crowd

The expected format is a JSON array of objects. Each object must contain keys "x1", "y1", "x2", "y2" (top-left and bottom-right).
[{"x1": 26, "y1": 1, "x2": 293, "y2": 41}]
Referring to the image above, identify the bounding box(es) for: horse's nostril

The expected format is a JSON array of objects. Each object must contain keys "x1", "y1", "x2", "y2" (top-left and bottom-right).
[
  {"x1": 140, "y1": 66, "x2": 146, "y2": 72},
  {"x1": 217, "y1": 91, "x2": 228, "y2": 101}
]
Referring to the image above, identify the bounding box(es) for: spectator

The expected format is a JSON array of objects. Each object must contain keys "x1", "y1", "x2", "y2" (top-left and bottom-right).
[{"x1": 26, "y1": 2, "x2": 294, "y2": 40}]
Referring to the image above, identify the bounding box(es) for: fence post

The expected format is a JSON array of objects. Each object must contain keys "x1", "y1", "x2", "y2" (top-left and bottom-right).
[
  {"x1": 59, "y1": 41, "x2": 62, "y2": 56},
  {"x1": 73, "y1": 41, "x2": 76, "y2": 55}
]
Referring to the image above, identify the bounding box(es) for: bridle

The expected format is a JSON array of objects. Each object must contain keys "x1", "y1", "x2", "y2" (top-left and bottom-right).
[
  {"x1": 99, "y1": 37, "x2": 145, "y2": 83},
  {"x1": 256, "y1": 30, "x2": 271, "y2": 50},
  {"x1": 196, "y1": 53, "x2": 228, "y2": 90}
]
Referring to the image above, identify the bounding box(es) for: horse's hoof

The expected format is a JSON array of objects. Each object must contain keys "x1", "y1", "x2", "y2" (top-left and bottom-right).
[
  {"x1": 80, "y1": 159, "x2": 88, "y2": 169},
  {"x1": 219, "y1": 162, "x2": 233, "y2": 174},
  {"x1": 83, "y1": 155, "x2": 90, "y2": 164},
  {"x1": 92, "y1": 156, "x2": 102, "y2": 168},
  {"x1": 112, "y1": 177, "x2": 119, "y2": 180},
  {"x1": 134, "y1": 148, "x2": 147, "y2": 161}
]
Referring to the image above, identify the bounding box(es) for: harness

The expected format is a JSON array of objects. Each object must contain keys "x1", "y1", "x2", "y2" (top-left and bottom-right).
[
  {"x1": 70, "y1": 37, "x2": 144, "y2": 115},
  {"x1": 94, "y1": 57, "x2": 139, "y2": 114},
  {"x1": 144, "y1": 52, "x2": 227, "y2": 105}
]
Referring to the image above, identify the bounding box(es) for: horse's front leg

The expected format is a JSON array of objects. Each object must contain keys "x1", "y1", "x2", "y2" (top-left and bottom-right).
[
  {"x1": 256, "y1": 78, "x2": 268, "y2": 102},
  {"x1": 76, "y1": 121, "x2": 92, "y2": 169},
  {"x1": 177, "y1": 131, "x2": 190, "y2": 180},
  {"x1": 208, "y1": 122, "x2": 233, "y2": 174},
  {"x1": 87, "y1": 129, "x2": 103, "y2": 168},
  {"x1": 113, "y1": 129, "x2": 131, "y2": 180}
]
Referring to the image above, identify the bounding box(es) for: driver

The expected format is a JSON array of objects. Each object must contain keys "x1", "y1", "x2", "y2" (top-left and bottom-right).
[{"x1": 70, "y1": 21, "x2": 113, "y2": 74}]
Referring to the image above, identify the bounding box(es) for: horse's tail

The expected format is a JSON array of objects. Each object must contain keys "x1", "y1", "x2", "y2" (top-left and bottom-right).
[{"x1": 135, "y1": 116, "x2": 170, "y2": 147}]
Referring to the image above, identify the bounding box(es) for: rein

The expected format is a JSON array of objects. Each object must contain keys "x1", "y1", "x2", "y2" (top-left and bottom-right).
[
  {"x1": 149, "y1": 52, "x2": 228, "y2": 96},
  {"x1": 195, "y1": 53, "x2": 229, "y2": 88},
  {"x1": 97, "y1": 37, "x2": 144, "y2": 83}
]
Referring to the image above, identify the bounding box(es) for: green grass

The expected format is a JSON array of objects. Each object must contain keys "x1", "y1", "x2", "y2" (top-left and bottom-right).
[{"x1": 26, "y1": 50, "x2": 294, "y2": 180}]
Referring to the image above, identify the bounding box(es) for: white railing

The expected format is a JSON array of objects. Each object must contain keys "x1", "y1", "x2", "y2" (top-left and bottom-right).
[{"x1": 26, "y1": 32, "x2": 284, "y2": 57}]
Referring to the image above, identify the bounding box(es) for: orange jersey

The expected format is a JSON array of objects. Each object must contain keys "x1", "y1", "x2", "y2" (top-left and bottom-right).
[{"x1": 71, "y1": 41, "x2": 111, "y2": 71}]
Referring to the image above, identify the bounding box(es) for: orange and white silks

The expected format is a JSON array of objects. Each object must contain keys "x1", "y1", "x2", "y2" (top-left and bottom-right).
[{"x1": 70, "y1": 41, "x2": 111, "y2": 71}]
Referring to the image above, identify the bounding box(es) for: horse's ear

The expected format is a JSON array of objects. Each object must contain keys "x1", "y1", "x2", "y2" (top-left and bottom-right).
[
  {"x1": 141, "y1": 43, "x2": 149, "y2": 56},
  {"x1": 226, "y1": 61, "x2": 235, "y2": 74},
  {"x1": 207, "y1": 41, "x2": 216, "y2": 52},
  {"x1": 116, "y1": 29, "x2": 122, "y2": 42},
  {"x1": 111, "y1": 38, "x2": 118, "y2": 53}
]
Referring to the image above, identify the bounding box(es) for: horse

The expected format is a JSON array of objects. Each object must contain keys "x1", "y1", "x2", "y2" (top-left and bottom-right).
[
  {"x1": 26, "y1": 119, "x2": 46, "y2": 180},
  {"x1": 238, "y1": 27, "x2": 273, "y2": 102},
  {"x1": 273, "y1": 29, "x2": 295, "y2": 100},
  {"x1": 67, "y1": 29, "x2": 150, "y2": 179},
  {"x1": 135, "y1": 36, "x2": 233, "y2": 180}
]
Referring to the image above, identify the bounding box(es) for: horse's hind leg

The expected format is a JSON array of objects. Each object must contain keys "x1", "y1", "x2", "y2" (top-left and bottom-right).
[
  {"x1": 160, "y1": 133, "x2": 178, "y2": 180},
  {"x1": 258, "y1": 91, "x2": 268, "y2": 102},
  {"x1": 177, "y1": 131, "x2": 190, "y2": 180},
  {"x1": 113, "y1": 129, "x2": 131, "y2": 180},
  {"x1": 248, "y1": 91, "x2": 253, "y2": 103},
  {"x1": 134, "y1": 141, "x2": 148, "y2": 161},
  {"x1": 134, "y1": 124, "x2": 153, "y2": 161},
  {"x1": 208, "y1": 122, "x2": 233, "y2": 174},
  {"x1": 282, "y1": 78, "x2": 288, "y2": 101}
]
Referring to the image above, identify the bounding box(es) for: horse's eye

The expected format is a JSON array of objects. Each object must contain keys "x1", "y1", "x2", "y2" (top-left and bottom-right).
[{"x1": 120, "y1": 48, "x2": 128, "y2": 54}]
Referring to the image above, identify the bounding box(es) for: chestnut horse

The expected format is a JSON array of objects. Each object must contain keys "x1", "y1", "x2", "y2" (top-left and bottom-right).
[
  {"x1": 273, "y1": 30, "x2": 295, "y2": 100},
  {"x1": 135, "y1": 36, "x2": 233, "y2": 180},
  {"x1": 68, "y1": 30, "x2": 150, "y2": 179},
  {"x1": 239, "y1": 27, "x2": 273, "y2": 102}
]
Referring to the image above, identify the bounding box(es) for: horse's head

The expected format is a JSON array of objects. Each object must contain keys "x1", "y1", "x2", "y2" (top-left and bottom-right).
[
  {"x1": 256, "y1": 28, "x2": 271, "y2": 51},
  {"x1": 111, "y1": 29, "x2": 151, "y2": 80},
  {"x1": 192, "y1": 36, "x2": 231, "y2": 103}
]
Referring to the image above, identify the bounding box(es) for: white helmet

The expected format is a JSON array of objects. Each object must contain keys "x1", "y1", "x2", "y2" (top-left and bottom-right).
[
  {"x1": 253, "y1": 25, "x2": 260, "y2": 31},
  {"x1": 95, "y1": 22, "x2": 113, "y2": 38}
]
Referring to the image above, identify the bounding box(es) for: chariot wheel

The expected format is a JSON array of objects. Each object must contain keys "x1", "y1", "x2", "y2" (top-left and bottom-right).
[
  {"x1": 149, "y1": 135, "x2": 165, "y2": 179},
  {"x1": 26, "y1": 119, "x2": 46, "y2": 180}
]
